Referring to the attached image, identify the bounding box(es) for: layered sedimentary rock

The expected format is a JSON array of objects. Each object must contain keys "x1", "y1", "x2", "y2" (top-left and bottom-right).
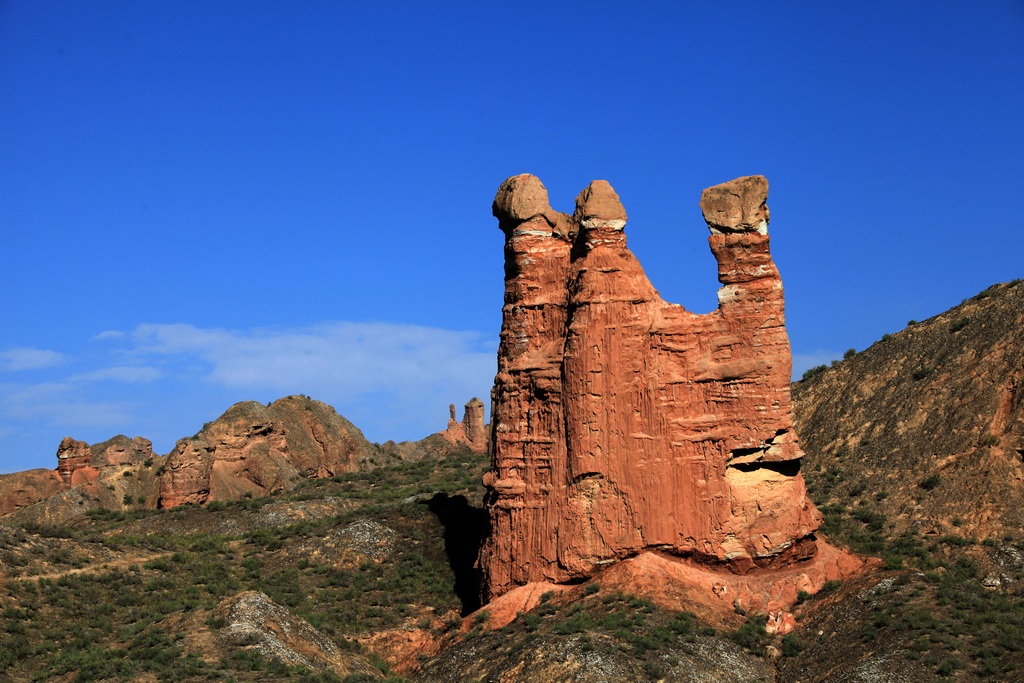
[
  {"x1": 480, "y1": 174, "x2": 849, "y2": 603},
  {"x1": 55, "y1": 437, "x2": 94, "y2": 485},
  {"x1": 159, "y1": 395, "x2": 395, "y2": 508},
  {"x1": 93, "y1": 435, "x2": 154, "y2": 467},
  {"x1": 441, "y1": 398, "x2": 488, "y2": 453},
  {"x1": 55, "y1": 434, "x2": 154, "y2": 486}
]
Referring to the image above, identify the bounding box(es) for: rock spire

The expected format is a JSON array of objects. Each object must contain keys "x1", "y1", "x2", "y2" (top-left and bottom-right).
[{"x1": 479, "y1": 174, "x2": 862, "y2": 609}]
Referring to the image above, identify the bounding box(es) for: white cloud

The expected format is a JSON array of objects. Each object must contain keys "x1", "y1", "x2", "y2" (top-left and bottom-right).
[
  {"x1": 0, "y1": 381, "x2": 133, "y2": 426},
  {"x1": 119, "y1": 322, "x2": 496, "y2": 398},
  {"x1": 70, "y1": 366, "x2": 163, "y2": 383},
  {"x1": 0, "y1": 348, "x2": 66, "y2": 371}
]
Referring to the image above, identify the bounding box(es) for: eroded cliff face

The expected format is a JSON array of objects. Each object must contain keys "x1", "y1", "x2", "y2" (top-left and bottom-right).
[{"x1": 480, "y1": 174, "x2": 852, "y2": 606}]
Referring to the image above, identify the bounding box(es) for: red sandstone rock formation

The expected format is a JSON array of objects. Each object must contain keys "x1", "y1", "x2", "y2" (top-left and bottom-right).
[
  {"x1": 479, "y1": 174, "x2": 866, "y2": 609},
  {"x1": 0, "y1": 469, "x2": 67, "y2": 516},
  {"x1": 441, "y1": 398, "x2": 488, "y2": 453},
  {"x1": 158, "y1": 395, "x2": 394, "y2": 508},
  {"x1": 94, "y1": 435, "x2": 154, "y2": 466},
  {"x1": 55, "y1": 437, "x2": 93, "y2": 485},
  {"x1": 54, "y1": 434, "x2": 154, "y2": 486}
]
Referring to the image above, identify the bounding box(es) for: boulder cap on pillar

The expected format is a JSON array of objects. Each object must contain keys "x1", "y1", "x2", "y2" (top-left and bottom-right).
[
  {"x1": 493, "y1": 173, "x2": 574, "y2": 239},
  {"x1": 573, "y1": 180, "x2": 628, "y2": 228},
  {"x1": 700, "y1": 175, "x2": 771, "y2": 234}
]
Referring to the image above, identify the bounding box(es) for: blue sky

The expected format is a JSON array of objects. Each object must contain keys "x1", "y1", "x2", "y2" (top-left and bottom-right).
[{"x1": 2, "y1": 1, "x2": 1022, "y2": 473}]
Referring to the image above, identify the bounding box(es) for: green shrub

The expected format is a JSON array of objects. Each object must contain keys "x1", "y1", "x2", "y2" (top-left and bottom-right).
[
  {"x1": 729, "y1": 614, "x2": 768, "y2": 653},
  {"x1": 979, "y1": 433, "x2": 999, "y2": 447},
  {"x1": 949, "y1": 317, "x2": 971, "y2": 332},
  {"x1": 912, "y1": 365, "x2": 934, "y2": 380},
  {"x1": 781, "y1": 632, "x2": 807, "y2": 656},
  {"x1": 919, "y1": 474, "x2": 941, "y2": 491}
]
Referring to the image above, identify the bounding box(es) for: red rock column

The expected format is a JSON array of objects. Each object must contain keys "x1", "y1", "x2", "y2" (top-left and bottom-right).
[
  {"x1": 698, "y1": 176, "x2": 821, "y2": 566},
  {"x1": 480, "y1": 175, "x2": 575, "y2": 600},
  {"x1": 559, "y1": 181, "x2": 659, "y2": 574},
  {"x1": 480, "y1": 174, "x2": 826, "y2": 601},
  {"x1": 462, "y1": 398, "x2": 487, "y2": 451}
]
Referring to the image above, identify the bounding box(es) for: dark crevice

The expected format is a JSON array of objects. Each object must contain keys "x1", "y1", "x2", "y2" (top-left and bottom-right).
[
  {"x1": 422, "y1": 493, "x2": 487, "y2": 615},
  {"x1": 569, "y1": 471, "x2": 604, "y2": 486},
  {"x1": 727, "y1": 459, "x2": 801, "y2": 477}
]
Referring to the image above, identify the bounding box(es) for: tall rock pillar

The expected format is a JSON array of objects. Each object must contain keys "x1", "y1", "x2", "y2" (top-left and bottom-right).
[{"x1": 480, "y1": 174, "x2": 827, "y2": 602}]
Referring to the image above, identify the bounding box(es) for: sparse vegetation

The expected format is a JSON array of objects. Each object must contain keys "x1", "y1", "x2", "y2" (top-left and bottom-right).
[
  {"x1": 0, "y1": 444, "x2": 491, "y2": 682},
  {"x1": 949, "y1": 316, "x2": 971, "y2": 332},
  {"x1": 801, "y1": 364, "x2": 827, "y2": 381},
  {"x1": 729, "y1": 613, "x2": 769, "y2": 653}
]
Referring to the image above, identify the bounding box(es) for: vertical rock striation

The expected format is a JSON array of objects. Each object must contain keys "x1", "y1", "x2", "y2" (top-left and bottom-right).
[{"x1": 480, "y1": 174, "x2": 850, "y2": 605}]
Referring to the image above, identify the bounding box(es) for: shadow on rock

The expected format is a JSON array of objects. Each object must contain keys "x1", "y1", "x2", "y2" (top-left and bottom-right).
[{"x1": 422, "y1": 492, "x2": 487, "y2": 615}]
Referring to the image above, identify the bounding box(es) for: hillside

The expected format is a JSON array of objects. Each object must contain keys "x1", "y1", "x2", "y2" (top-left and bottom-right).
[
  {"x1": 794, "y1": 280, "x2": 1024, "y2": 540},
  {"x1": 0, "y1": 282, "x2": 1022, "y2": 681}
]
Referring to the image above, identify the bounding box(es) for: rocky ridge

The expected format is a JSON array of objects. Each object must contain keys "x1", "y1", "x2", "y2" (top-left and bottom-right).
[{"x1": 0, "y1": 395, "x2": 405, "y2": 523}]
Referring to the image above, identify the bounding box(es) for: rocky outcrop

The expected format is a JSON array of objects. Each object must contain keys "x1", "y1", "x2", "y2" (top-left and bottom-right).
[
  {"x1": 158, "y1": 395, "x2": 397, "y2": 508},
  {"x1": 55, "y1": 437, "x2": 93, "y2": 485},
  {"x1": 441, "y1": 398, "x2": 487, "y2": 453},
  {"x1": 92, "y1": 435, "x2": 154, "y2": 467},
  {"x1": 2, "y1": 396, "x2": 403, "y2": 520},
  {"x1": 480, "y1": 174, "x2": 865, "y2": 609},
  {"x1": 216, "y1": 591, "x2": 380, "y2": 677},
  {"x1": 3, "y1": 435, "x2": 157, "y2": 520},
  {"x1": 0, "y1": 469, "x2": 67, "y2": 516},
  {"x1": 54, "y1": 434, "x2": 153, "y2": 486}
]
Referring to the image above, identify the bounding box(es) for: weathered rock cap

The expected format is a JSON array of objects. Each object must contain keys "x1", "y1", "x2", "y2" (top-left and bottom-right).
[
  {"x1": 492, "y1": 174, "x2": 554, "y2": 225},
  {"x1": 700, "y1": 175, "x2": 770, "y2": 234},
  {"x1": 493, "y1": 174, "x2": 576, "y2": 238},
  {"x1": 574, "y1": 179, "x2": 628, "y2": 230}
]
